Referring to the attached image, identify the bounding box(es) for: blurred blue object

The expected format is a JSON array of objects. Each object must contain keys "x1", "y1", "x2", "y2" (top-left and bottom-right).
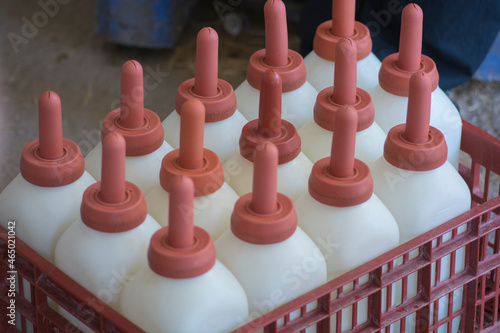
[
  {"x1": 474, "y1": 31, "x2": 500, "y2": 82},
  {"x1": 95, "y1": 0, "x2": 197, "y2": 48}
]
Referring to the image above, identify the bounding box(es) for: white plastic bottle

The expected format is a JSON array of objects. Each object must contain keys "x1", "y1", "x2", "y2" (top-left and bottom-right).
[
  {"x1": 369, "y1": 4, "x2": 462, "y2": 169},
  {"x1": 296, "y1": 104, "x2": 399, "y2": 332},
  {"x1": 0, "y1": 92, "x2": 95, "y2": 263},
  {"x1": 303, "y1": 0, "x2": 381, "y2": 93},
  {"x1": 234, "y1": 0, "x2": 317, "y2": 128},
  {"x1": 216, "y1": 142, "x2": 327, "y2": 328},
  {"x1": 55, "y1": 132, "x2": 161, "y2": 313},
  {"x1": 225, "y1": 70, "x2": 313, "y2": 201},
  {"x1": 85, "y1": 60, "x2": 173, "y2": 195},
  {"x1": 370, "y1": 72, "x2": 471, "y2": 333},
  {"x1": 162, "y1": 27, "x2": 247, "y2": 164},
  {"x1": 299, "y1": 37, "x2": 386, "y2": 166},
  {"x1": 147, "y1": 99, "x2": 238, "y2": 240},
  {"x1": 121, "y1": 175, "x2": 249, "y2": 333}
]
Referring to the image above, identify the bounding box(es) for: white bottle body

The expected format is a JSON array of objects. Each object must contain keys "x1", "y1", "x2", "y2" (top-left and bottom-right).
[
  {"x1": 371, "y1": 157, "x2": 470, "y2": 333},
  {"x1": 295, "y1": 192, "x2": 399, "y2": 332},
  {"x1": 298, "y1": 119, "x2": 386, "y2": 166},
  {"x1": 0, "y1": 172, "x2": 96, "y2": 263},
  {"x1": 162, "y1": 109, "x2": 248, "y2": 164},
  {"x1": 215, "y1": 227, "x2": 327, "y2": 318},
  {"x1": 234, "y1": 80, "x2": 318, "y2": 129},
  {"x1": 145, "y1": 182, "x2": 239, "y2": 241},
  {"x1": 295, "y1": 192, "x2": 399, "y2": 280},
  {"x1": 224, "y1": 152, "x2": 313, "y2": 201},
  {"x1": 120, "y1": 261, "x2": 249, "y2": 333},
  {"x1": 371, "y1": 157, "x2": 471, "y2": 244},
  {"x1": 370, "y1": 85, "x2": 462, "y2": 169},
  {"x1": 54, "y1": 215, "x2": 161, "y2": 310},
  {"x1": 303, "y1": 51, "x2": 382, "y2": 94},
  {"x1": 84, "y1": 141, "x2": 173, "y2": 196}
]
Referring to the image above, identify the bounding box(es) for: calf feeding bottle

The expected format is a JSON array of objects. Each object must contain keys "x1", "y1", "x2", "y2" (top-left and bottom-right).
[
  {"x1": 0, "y1": 92, "x2": 95, "y2": 262},
  {"x1": 121, "y1": 175, "x2": 248, "y2": 333},
  {"x1": 85, "y1": 60, "x2": 173, "y2": 195}
]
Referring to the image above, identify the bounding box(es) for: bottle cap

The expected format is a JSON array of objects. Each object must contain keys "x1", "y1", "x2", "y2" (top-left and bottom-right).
[
  {"x1": 313, "y1": 37, "x2": 375, "y2": 132},
  {"x1": 239, "y1": 70, "x2": 301, "y2": 165},
  {"x1": 231, "y1": 142, "x2": 297, "y2": 244},
  {"x1": 20, "y1": 91, "x2": 85, "y2": 187},
  {"x1": 312, "y1": 0, "x2": 372, "y2": 62},
  {"x1": 160, "y1": 99, "x2": 224, "y2": 197},
  {"x1": 175, "y1": 27, "x2": 237, "y2": 123},
  {"x1": 81, "y1": 132, "x2": 147, "y2": 232},
  {"x1": 148, "y1": 175, "x2": 216, "y2": 279},
  {"x1": 383, "y1": 72, "x2": 447, "y2": 171},
  {"x1": 102, "y1": 60, "x2": 164, "y2": 156},
  {"x1": 246, "y1": 0, "x2": 307, "y2": 92},
  {"x1": 309, "y1": 105, "x2": 373, "y2": 207},
  {"x1": 378, "y1": 4, "x2": 439, "y2": 97}
]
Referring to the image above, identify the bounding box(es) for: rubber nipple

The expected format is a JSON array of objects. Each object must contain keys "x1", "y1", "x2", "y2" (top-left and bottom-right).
[
  {"x1": 246, "y1": 0, "x2": 307, "y2": 92},
  {"x1": 314, "y1": 38, "x2": 375, "y2": 132},
  {"x1": 175, "y1": 27, "x2": 237, "y2": 122},
  {"x1": 378, "y1": 4, "x2": 439, "y2": 96},
  {"x1": 231, "y1": 142, "x2": 297, "y2": 244},
  {"x1": 383, "y1": 71, "x2": 447, "y2": 171},
  {"x1": 20, "y1": 91, "x2": 85, "y2": 187},
  {"x1": 81, "y1": 132, "x2": 147, "y2": 232},
  {"x1": 120, "y1": 60, "x2": 145, "y2": 129},
  {"x1": 102, "y1": 60, "x2": 164, "y2": 156},
  {"x1": 160, "y1": 99, "x2": 224, "y2": 196},
  {"x1": 309, "y1": 105, "x2": 373, "y2": 207},
  {"x1": 312, "y1": 0, "x2": 372, "y2": 62},
  {"x1": 148, "y1": 175, "x2": 216, "y2": 278},
  {"x1": 240, "y1": 70, "x2": 301, "y2": 164}
]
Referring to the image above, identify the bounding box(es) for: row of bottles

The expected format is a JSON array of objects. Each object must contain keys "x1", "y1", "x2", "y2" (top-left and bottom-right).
[{"x1": 0, "y1": 1, "x2": 471, "y2": 332}]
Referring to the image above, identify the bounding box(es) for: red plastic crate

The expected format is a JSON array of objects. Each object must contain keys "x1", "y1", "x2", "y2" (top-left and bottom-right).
[{"x1": 1, "y1": 120, "x2": 500, "y2": 332}]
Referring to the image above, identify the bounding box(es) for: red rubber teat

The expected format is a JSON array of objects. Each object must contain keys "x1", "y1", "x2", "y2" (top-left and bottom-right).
[
  {"x1": 332, "y1": 37, "x2": 357, "y2": 105},
  {"x1": 160, "y1": 99, "x2": 224, "y2": 197},
  {"x1": 102, "y1": 60, "x2": 164, "y2": 156},
  {"x1": 329, "y1": 105, "x2": 357, "y2": 178},
  {"x1": 148, "y1": 175, "x2": 216, "y2": 279},
  {"x1": 258, "y1": 70, "x2": 282, "y2": 138},
  {"x1": 100, "y1": 132, "x2": 127, "y2": 204},
  {"x1": 312, "y1": 0, "x2": 372, "y2": 62},
  {"x1": 167, "y1": 176, "x2": 195, "y2": 248},
  {"x1": 231, "y1": 143, "x2": 297, "y2": 245},
  {"x1": 179, "y1": 99, "x2": 205, "y2": 170},
  {"x1": 246, "y1": 0, "x2": 307, "y2": 92},
  {"x1": 264, "y1": 0, "x2": 288, "y2": 67},
  {"x1": 309, "y1": 105, "x2": 373, "y2": 207},
  {"x1": 194, "y1": 27, "x2": 218, "y2": 97},
  {"x1": 81, "y1": 132, "x2": 148, "y2": 233},
  {"x1": 239, "y1": 70, "x2": 301, "y2": 164},
  {"x1": 20, "y1": 91, "x2": 85, "y2": 187},
  {"x1": 120, "y1": 60, "x2": 144, "y2": 129},
  {"x1": 331, "y1": 0, "x2": 355, "y2": 38},
  {"x1": 251, "y1": 142, "x2": 279, "y2": 215},
  {"x1": 314, "y1": 38, "x2": 375, "y2": 132},
  {"x1": 398, "y1": 4, "x2": 423, "y2": 72},
  {"x1": 38, "y1": 92, "x2": 64, "y2": 159},
  {"x1": 175, "y1": 27, "x2": 237, "y2": 123},
  {"x1": 405, "y1": 72, "x2": 431, "y2": 143},
  {"x1": 378, "y1": 3, "x2": 439, "y2": 96},
  {"x1": 383, "y1": 71, "x2": 447, "y2": 171}
]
